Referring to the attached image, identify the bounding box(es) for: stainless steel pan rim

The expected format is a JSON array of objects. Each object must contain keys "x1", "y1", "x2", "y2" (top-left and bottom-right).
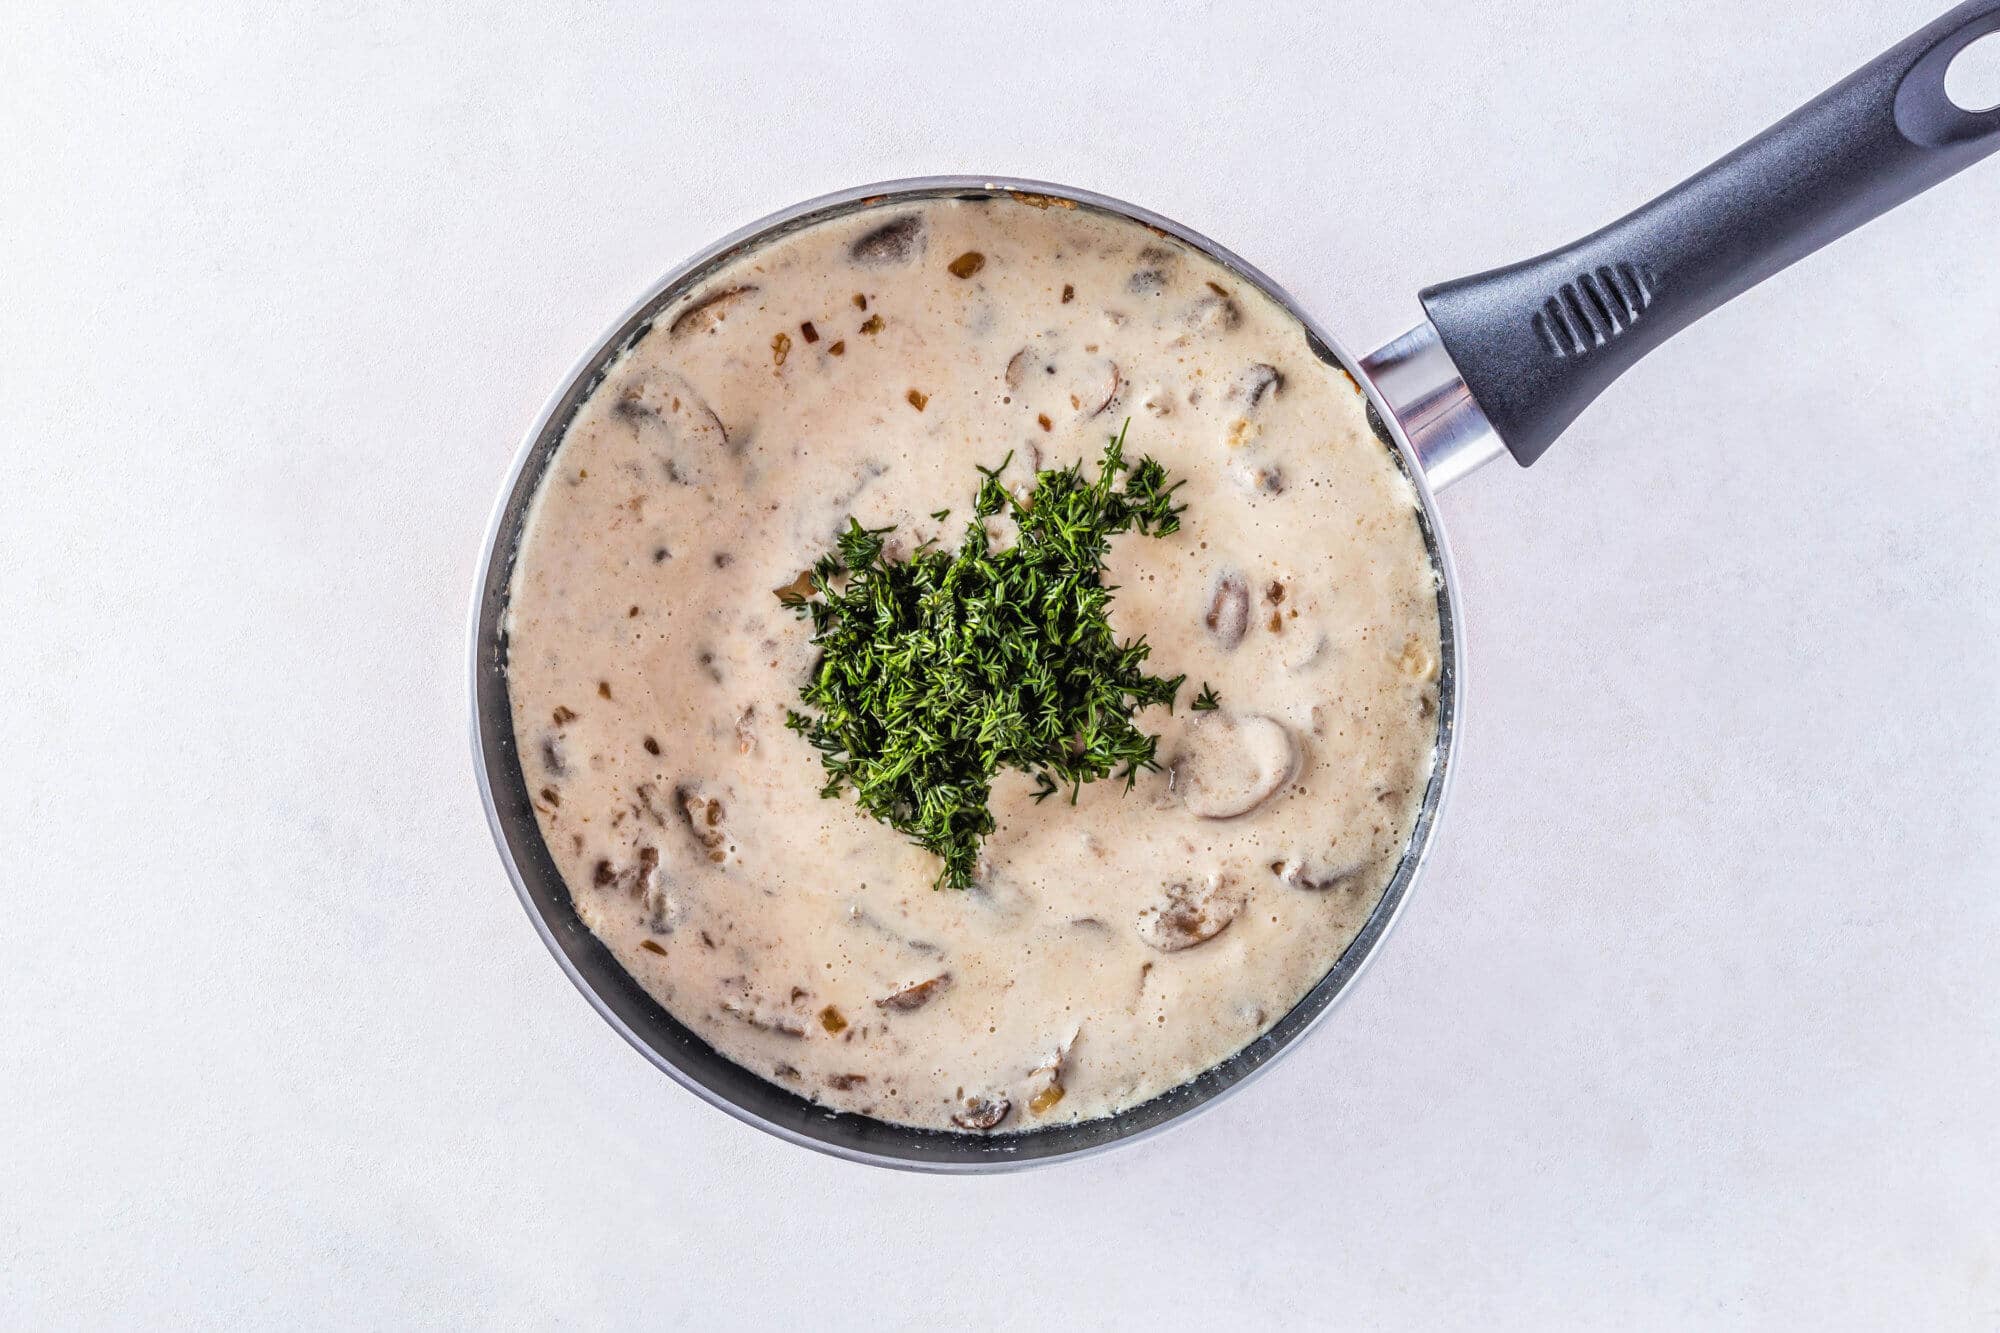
[{"x1": 468, "y1": 175, "x2": 1465, "y2": 1172}]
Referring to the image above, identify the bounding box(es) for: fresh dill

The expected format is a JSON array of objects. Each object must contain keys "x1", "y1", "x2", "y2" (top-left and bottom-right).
[
  {"x1": 1190, "y1": 683, "x2": 1222, "y2": 712},
  {"x1": 781, "y1": 422, "x2": 1209, "y2": 888}
]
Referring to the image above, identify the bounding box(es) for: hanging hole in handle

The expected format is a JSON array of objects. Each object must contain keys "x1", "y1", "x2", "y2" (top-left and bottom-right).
[{"x1": 1944, "y1": 29, "x2": 2000, "y2": 111}]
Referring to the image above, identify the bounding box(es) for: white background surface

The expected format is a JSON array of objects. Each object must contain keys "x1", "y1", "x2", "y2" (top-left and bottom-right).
[{"x1": 5, "y1": 2, "x2": 1997, "y2": 1328}]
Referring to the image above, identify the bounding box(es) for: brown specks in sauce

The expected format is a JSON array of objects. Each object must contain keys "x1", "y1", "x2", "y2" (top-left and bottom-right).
[
  {"x1": 771, "y1": 331, "x2": 792, "y2": 366},
  {"x1": 799, "y1": 320, "x2": 819, "y2": 343},
  {"x1": 905, "y1": 388, "x2": 929, "y2": 411},
  {"x1": 946, "y1": 251, "x2": 986, "y2": 279}
]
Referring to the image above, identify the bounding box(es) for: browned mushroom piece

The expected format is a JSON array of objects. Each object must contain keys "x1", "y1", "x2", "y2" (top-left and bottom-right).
[
  {"x1": 674, "y1": 781, "x2": 732, "y2": 863},
  {"x1": 951, "y1": 1095, "x2": 1012, "y2": 1132},
  {"x1": 877, "y1": 972, "x2": 952, "y2": 1012},
  {"x1": 667, "y1": 284, "x2": 758, "y2": 339},
  {"x1": 849, "y1": 214, "x2": 926, "y2": 266},
  {"x1": 1172, "y1": 713, "x2": 1300, "y2": 820},
  {"x1": 1137, "y1": 874, "x2": 1249, "y2": 952},
  {"x1": 1204, "y1": 570, "x2": 1250, "y2": 649}
]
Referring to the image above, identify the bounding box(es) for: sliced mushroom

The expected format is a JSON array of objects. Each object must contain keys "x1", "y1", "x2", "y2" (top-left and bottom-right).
[
  {"x1": 1232, "y1": 458, "x2": 1286, "y2": 496},
  {"x1": 1280, "y1": 628, "x2": 1329, "y2": 673},
  {"x1": 1173, "y1": 713, "x2": 1299, "y2": 820},
  {"x1": 1078, "y1": 358, "x2": 1121, "y2": 417},
  {"x1": 614, "y1": 371, "x2": 731, "y2": 485},
  {"x1": 1275, "y1": 851, "x2": 1368, "y2": 891},
  {"x1": 644, "y1": 874, "x2": 688, "y2": 934},
  {"x1": 1204, "y1": 570, "x2": 1250, "y2": 649},
  {"x1": 1003, "y1": 345, "x2": 1034, "y2": 392},
  {"x1": 674, "y1": 782, "x2": 732, "y2": 863},
  {"x1": 951, "y1": 1095, "x2": 1012, "y2": 1132},
  {"x1": 1001, "y1": 335, "x2": 1119, "y2": 418},
  {"x1": 668, "y1": 284, "x2": 758, "y2": 339},
  {"x1": 1127, "y1": 244, "x2": 1176, "y2": 295},
  {"x1": 718, "y1": 984, "x2": 806, "y2": 1038},
  {"x1": 849, "y1": 214, "x2": 926, "y2": 266},
  {"x1": 1138, "y1": 874, "x2": 1247, "y2": 952},
  {"x1": 877, "y1": 973, "x2": 952, "y2": 1012},
  {"x1": 1229, "y1": 362, "x2": 1284, "y2": 408},
  {"x1": 590, "y1": 843, "x2": 664, "y2": 899},
  {"x1": 1177, "y1": 289, "x2": 1242, "y2": 340}
]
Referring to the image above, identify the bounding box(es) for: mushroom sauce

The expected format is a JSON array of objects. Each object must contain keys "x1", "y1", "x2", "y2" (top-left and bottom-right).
[{"x1": 505, "y1": 196, "x2": 1441, "y2": 1133}]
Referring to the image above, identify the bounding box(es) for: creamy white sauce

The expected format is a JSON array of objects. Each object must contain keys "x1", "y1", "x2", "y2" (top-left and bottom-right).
[{"x1": 505, "y1": 196, "x2": 1441, "y2": 1132}]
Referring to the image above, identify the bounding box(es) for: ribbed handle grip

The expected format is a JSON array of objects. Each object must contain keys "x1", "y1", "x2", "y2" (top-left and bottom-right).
[{"x1": 1421, "y1": 1, "x2": 2000, "y2": 466}]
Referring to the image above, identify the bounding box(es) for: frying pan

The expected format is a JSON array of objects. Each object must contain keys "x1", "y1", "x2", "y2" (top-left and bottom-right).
[{"x1": 470, "y1": 3, "x2": 2000, "y2": 1171}]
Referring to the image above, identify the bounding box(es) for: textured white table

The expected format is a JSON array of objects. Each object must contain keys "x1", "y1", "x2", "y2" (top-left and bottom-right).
[{"x1": 5, "y1": 2, "x2": 1996, "y2": 1327}]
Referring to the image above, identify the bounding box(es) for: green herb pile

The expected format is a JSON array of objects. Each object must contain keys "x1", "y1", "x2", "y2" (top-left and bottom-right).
[{"x1": 781, "y1": 424, "x2": 1211, "y2": 888}]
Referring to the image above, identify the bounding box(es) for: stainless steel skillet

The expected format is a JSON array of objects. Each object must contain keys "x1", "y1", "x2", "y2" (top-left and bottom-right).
[{"x1": 470, "y1": 5, "x2": 2000, "y2": 1171}]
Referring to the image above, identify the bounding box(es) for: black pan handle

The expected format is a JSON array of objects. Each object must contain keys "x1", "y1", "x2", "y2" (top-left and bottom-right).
[{"x1": 1419, "y1": 1, "x2": 2000, "y2": 466}]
